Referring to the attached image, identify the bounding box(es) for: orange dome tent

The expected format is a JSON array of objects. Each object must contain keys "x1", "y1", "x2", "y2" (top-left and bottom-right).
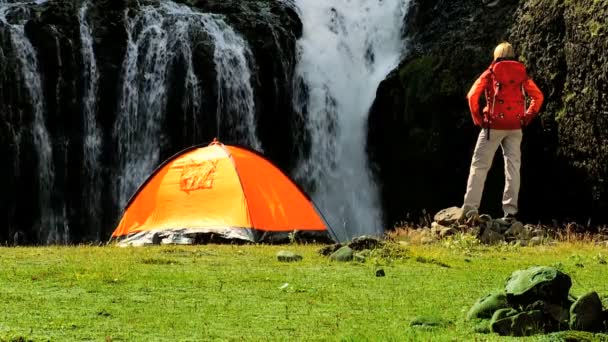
[{"x1": 111, "y1": 139, "x2": 336, "y2": 245}]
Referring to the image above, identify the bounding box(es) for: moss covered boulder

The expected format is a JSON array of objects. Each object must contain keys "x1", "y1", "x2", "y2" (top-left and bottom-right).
[
  {"x1": 467, "y1": 292, "x2": 510, "y2": 320},
  {"x1": 505, "y1": 266, "x2": 572, "y2": 306}
]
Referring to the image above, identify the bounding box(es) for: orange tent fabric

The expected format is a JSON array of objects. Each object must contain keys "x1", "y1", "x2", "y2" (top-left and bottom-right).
[{"x1": 112, "y1": 140, "x2": 334, "y2": 244}]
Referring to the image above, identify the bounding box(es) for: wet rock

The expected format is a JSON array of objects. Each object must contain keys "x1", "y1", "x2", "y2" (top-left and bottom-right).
[
  {"x1": 277, "y1": 251, "x2": 302, "y2": 262},
  {"x1": 570, "y1": 292, "x2": 604, "y2": 332},
  {"x1": 505, "y1": 266, "x2": 572, "y2": 306},
  {"x1": 467, "y1": 292, "x2": 510, "y2": 320}
]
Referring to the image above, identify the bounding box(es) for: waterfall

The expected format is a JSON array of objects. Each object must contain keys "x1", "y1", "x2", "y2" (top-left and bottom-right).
[
  {"x1": 0, "y1": 0, "x2": 63, "y2": 243},
  {"x1": 293, "y1": 0, "x2": 409, "y2": 242},
  {"x1": 79, "y1": 0, "x2": 103, "y2": 240},
  {"x1": 113, "y1": 0, "x2": 260, "y2": 210},
  {"x1": 201, "y1": 15, "x2": 261, "y2": 152}
]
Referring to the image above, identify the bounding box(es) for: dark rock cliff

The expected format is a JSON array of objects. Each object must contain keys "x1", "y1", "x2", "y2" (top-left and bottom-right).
[{"x1": 368, "y1": 0, "x2": 608, "y2": 228}]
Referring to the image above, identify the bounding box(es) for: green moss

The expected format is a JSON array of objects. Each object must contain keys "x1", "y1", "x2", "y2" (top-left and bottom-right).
[
  {"x1": 588, "y1": 20, "x2": 603, "y2": 38},
  {"x1": 398, "y1": 56, "x2": 442, "y2": 106}
]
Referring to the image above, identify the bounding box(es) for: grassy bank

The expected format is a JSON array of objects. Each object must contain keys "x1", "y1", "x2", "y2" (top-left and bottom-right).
[{"x1": 1, "y1": 241, "x2": 607, "y2": 341}]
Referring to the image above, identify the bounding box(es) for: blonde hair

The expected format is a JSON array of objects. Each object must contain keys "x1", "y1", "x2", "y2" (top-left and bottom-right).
[{"x1": 493, "y1": 42, "x2": 515, "y2": 60}]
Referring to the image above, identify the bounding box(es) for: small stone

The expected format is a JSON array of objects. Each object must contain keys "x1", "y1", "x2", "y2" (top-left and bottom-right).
[
  {"x1": 430, "y1": 222, "x2": 444, "y2": 235},
  {"x1": 439, "y1": 227, "x2": 458, "y2": 238},
  {"x1": 480, "y1": 227, "x2": 504, "y2": 245},
  {"x1": 318, "y1": 244, "x2": 342, "y2": 256},
  {"x1": 532, "y1": 229, "x2": 544, "y2": 237},
  {"x1": 353, "y1": 253, "x2": 366, "y2": 263},
  {"x1": 529, "y1": 236, "x2": 543, "y2": 246},
  {"x1": 410, "y1": 316, "x2": 450, "y2": 329},
  {"x1": 433, "y1": 207, "x2": 462, "y2": 226},
  {"x1": 479, "y1": 214, "x2": 492, "y2": 223},
  {"x1": 329, "y1": 246, "x2": 354, "y2": 262},
  {"x1": 505, "y1": 222, "x2": 525, "y2": 237},
  {"x1": 421, "y1": 237, "x2": 435, "y2": 245},
  {"x1": 348, "y1": 236, "x2": 383, "y2": 251},
  {"x1": 470, "y1": 226, "x2": 481, "y2": 237},
  {"x1": 277, "y1": 251, "x2": 303, "y2": 262}
]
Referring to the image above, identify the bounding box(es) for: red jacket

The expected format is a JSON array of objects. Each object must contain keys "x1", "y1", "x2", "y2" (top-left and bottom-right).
[{"x1": 467, "y1": 60, "x2": 544, "y2": 129}]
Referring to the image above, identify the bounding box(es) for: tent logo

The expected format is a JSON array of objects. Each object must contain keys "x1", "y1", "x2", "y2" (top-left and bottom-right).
[{"x1": 179, "y1": 159, "x2": 219, "y2": 193}]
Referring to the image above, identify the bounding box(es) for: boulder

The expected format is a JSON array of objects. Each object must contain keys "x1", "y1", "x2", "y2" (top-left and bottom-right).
[
  {"x1": 491, "y1": 310, "x2": 548, "y2": 336},
  {"x1": 569, "y1": 292, "x2": 604, "y2": 332},
  {"x1": 505, "y1": 266, "x2": 572, "y2": 306}
]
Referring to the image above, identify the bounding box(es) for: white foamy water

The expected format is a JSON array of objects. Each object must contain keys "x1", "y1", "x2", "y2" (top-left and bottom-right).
[
  {"x1": 79, "y1": 0, "x2": 103, "y2": 240},
  {"x1": 294, "y1": 0, "x2": 409, "y2": 242},
  {"x1": 113, "y1": 0, "x2": 260, "y2": 209}
]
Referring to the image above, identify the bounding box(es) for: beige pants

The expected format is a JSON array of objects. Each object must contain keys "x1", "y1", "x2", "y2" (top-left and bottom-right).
[{"x1": 463, "y1": 129, "x2": 523, "y2": 217}]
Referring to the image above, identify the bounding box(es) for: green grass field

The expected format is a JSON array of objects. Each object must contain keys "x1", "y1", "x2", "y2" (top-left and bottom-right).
[{"x1": 1, "y1": 240, "x2": 607, "y2": 341}]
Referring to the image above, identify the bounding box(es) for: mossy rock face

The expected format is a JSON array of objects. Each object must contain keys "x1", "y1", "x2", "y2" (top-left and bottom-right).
[
  {"x1": 505, "y1": 266, "x2": 572, "y2": 306},
  {"x1": 467, "y1": 292, "x2": 510, "y2": 320},
  {"x1": 569, "y1": 292, "x2": 604, "y2": 332}
]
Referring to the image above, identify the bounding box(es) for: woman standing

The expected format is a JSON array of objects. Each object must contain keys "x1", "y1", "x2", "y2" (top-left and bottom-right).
[{"x1": 461, "y1": 42, "x2": 544, "y2": 222}]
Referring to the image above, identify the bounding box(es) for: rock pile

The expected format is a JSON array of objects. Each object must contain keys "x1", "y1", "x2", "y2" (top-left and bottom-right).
[
  {"x1": 318, "y1": 236, "x2": 385, "y2": 262},
  {"x1": 467, "y1": 266, "x2": 608, "y2": 337},
  {"x1": 429, "y1": 207, "x2": 550, "y2": 246}
]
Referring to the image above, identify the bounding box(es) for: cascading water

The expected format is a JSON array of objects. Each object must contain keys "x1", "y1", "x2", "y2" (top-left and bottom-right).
[
  {"x1": 202, "y1": 16, "x2": 261, "y2": 152},
  {"x1": 79, "y1": 0, "x2": 103, "y2": 240},
  {"x1": 113, "y1": 0, "x2": 260, "y2": 209},
  {"x1": 293, "y1": 0, "x2": 409, "y2": 242},
  {"x1": 0, "y1": 0, "x2": 64, "y2": 244}
]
